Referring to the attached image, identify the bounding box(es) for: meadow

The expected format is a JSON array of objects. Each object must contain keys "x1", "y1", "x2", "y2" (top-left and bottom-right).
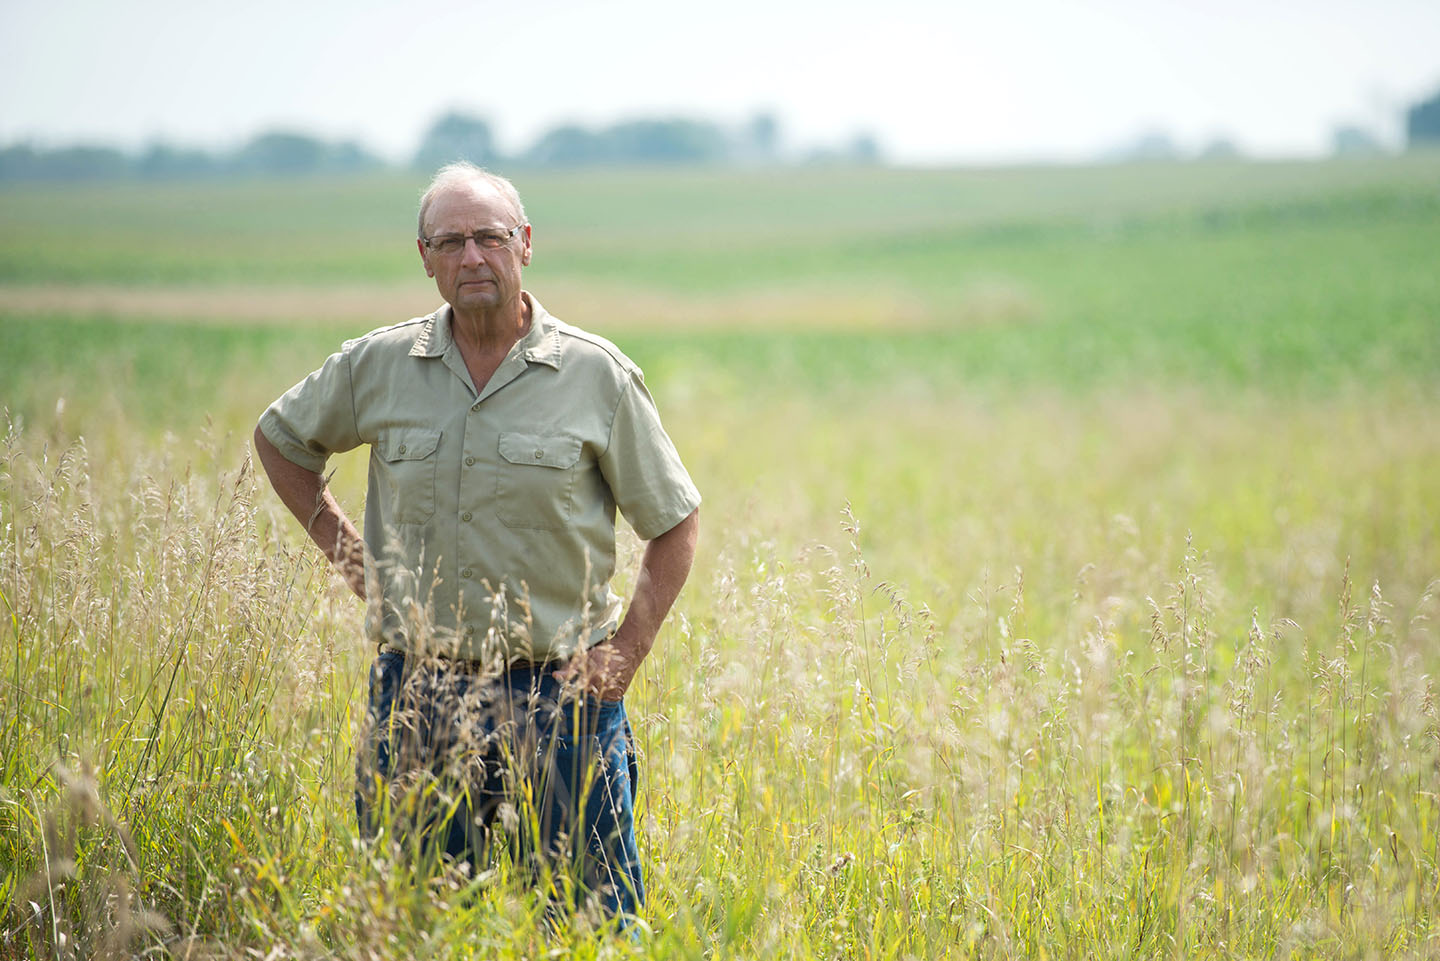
[{"x1": 2, "y1": 154, "x2": 1439, "y2": 959}]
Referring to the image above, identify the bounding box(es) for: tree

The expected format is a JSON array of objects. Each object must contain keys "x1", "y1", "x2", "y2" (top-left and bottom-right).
[
  {"x1": 1198, "y1": 137, "x2": 1242, "y2": 160},
  {"x1": 235, "y1": 131, "x2": 330, "y2": 174},
  {"x1": 137, "y1": 142, "x2": 218, "y2": 179},
  {"x1": 522, "y1": 118, "x2": 730, "y2": 167},
  {"x1": 414, "y1": 113, "x2": 497, "y2": 170},
  {"x1": 523, "y1": 124, "x2": 600, "y2": 167},
  {"x1": 327, "y1": 140, "x2": 383, "y2": 173},
  {"x1": 845, "y1": 132, "x2": 882, "y2": 165},
  {"x1": 742, "y1": 112, "x2": 781, "y2": 163},
  {"x1": 233, "y1": 131, "x2": 381, "y2": 176},
  {"x1": 603, "y1": 119, "x2": 729, "y2": 165},
  {"x1": 1105, "y1": 129, "x2": 1181, "y2": 163},
  {"x1": 1331, "y1": 125, "x2": 1383, "y2": 157},
  {"x1": 801, "y1": 131, "x2": 884, "y2": 166},
  {"x1": 1405, "y1": 87, "x2": 1440, "y2": 148},
  {"x1": 0, "y1": 144, "x2": 44, "y2": 181},
  {"x1": 43, "y1": 145, "x2": 131, "y2": 180}
]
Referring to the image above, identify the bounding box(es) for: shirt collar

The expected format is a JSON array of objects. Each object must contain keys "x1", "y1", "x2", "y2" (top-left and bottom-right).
[
  {"x1": 409, "y1": 292, "x2": 562, "y2": 370},
  {"x1": 409, "y1": 305, "x2": 451, "y2": 358},
  {"x1": 518, "y1": 294, "x2": 563, "y2": 369}
]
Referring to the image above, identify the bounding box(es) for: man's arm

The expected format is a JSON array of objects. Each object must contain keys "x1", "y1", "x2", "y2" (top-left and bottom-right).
[
  {"x1": 559, "y1": 507, "x2": 699, "y2": 701},
  {"x1": 253, "y1": 425, "x2": 367, "y2": 599}
]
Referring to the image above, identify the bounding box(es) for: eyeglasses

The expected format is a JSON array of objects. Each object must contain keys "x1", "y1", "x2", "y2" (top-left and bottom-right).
[{"x1": 421, "y1": 223, "x2": 527, "y2": 256}]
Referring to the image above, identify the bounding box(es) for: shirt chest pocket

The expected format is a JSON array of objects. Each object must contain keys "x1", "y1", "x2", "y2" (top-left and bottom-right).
[
  {"x1": 495, "y1": 432, "x2": 582, "y2": 531},
  {"x1": 377, "y1": 427, "x2": 441, "y2": 525}
]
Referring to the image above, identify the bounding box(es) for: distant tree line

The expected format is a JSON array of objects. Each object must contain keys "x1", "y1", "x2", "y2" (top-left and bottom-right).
[
  {"x1": 0, "y1": 111, "x2": 882, "y2": 183},
  {"x1": 1408, "y1": 88, "x2": 1440, "y2": 148},
  {"x1": 1099, "y1": 79, "x2": 1440, "y2": 164},
  {"x1": 0, "y1": 132, "x2": 385, "y2": 182},
  {"x1": 9, "y1": 82, "x2": 1436, "y2": 183}
]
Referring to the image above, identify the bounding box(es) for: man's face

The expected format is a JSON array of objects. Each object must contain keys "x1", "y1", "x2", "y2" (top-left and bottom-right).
[{"x1": 418, "y1": 181, "x2": 531, "y2": 315}]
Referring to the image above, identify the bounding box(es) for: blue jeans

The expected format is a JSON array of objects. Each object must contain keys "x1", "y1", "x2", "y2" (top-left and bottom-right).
[{"x1": 355, "y1": 651, "x2": 643, "y2": 918}]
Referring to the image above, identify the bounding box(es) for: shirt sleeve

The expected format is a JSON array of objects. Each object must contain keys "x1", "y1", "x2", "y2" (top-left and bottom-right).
[
  {"x1": 257, "y1": 346, "x2": 363, "y2": 474},
  {"x1": 599, "y1": 371, "x2": 701, "y2": 540}
]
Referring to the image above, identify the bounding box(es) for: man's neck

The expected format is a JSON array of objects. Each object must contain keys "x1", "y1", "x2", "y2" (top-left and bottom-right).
[{"x1": 450, "y1": 296, "x2": 531, "y2": 356}]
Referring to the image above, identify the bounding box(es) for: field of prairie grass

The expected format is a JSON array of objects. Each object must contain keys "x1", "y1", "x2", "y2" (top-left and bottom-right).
[{"x1": 2, "y1": 156, "x2": 1439, "y2": 959}]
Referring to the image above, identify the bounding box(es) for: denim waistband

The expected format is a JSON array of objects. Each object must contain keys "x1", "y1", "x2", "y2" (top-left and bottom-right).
[{"x1": 377, "y1": 648, "x2": 569, "y2": 675}]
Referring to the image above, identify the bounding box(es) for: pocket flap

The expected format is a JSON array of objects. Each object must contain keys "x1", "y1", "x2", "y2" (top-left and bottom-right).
[
  {"x1": 379, "y1": 427, "x2": 441, "y2": 461},
  {"x1": 499, "y1": 432, "x2": 581, "y2": 469}
]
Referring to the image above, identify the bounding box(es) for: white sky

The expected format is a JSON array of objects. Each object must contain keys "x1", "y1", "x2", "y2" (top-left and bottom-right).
[{"x1": 2, "y1": 0, "x2": 1437, "y2": 164}]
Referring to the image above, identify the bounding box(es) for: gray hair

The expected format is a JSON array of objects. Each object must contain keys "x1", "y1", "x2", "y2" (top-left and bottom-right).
[{"x1": 416, "y1": 162, "x2": 528, "y2": 238}]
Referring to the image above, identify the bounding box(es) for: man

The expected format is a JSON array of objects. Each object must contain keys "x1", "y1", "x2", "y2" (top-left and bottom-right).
[{"x1": 253, "y1": 163, "x2": 700, "y2": 921}]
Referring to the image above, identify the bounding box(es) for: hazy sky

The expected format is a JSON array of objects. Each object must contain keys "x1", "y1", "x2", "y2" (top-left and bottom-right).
[{"x1": 2, "y1": 0, "x2": 1437, "y2": 164}]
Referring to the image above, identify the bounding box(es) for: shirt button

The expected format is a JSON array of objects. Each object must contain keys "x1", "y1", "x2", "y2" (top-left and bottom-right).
[
  {"x1": 461, "y1": 568, "x2": 473, "y2": 579},
  {"x1": 465, "y1": 455, "x2": 476, "y2": 467},
  {"x1": 461, "y1": 511, "x2": 473, "y2": 522},
  {"x1": 397, "y1": 444, "x2": 406, "y2": 454},
  {"x1": 533, "y1": 449, "x2": 544, "y2": 459}
]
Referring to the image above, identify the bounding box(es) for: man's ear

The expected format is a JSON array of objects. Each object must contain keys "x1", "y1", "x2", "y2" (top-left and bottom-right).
[
  {"x1": 417, "y1": 237, "x2": 434, "y2": 277},
  {"x1": 520, "y1": 225, "x2": 532, "y2": 267}
]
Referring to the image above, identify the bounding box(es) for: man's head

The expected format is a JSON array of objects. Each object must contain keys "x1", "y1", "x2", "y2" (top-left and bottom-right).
[{"x1": 416, "y1": 163, "x2": 532, "y2": 316}]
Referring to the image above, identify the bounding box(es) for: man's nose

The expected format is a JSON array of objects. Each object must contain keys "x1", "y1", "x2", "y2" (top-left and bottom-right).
[{"x1": 461, "y1": 237, "x2": 486, "y2": 266}]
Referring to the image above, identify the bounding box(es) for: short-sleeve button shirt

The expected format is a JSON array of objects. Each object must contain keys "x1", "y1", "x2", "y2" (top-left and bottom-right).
[{"x1": 259, "y1": 294, "x2": 701, "y2": 661}]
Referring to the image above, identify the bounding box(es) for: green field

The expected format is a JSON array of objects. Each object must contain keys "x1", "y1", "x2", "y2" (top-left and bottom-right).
[{"x1": 2, "y1": 157, "x2": 1439, "y2": 958}]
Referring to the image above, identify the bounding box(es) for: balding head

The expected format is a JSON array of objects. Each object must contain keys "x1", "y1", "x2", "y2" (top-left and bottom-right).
[{"x1": 417, "y1": 162, "x2": 527, "y2": 238}]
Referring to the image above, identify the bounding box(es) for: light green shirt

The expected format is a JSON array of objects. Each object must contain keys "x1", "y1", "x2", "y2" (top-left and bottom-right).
[{"x1": 259, "y1": 294, "x2": 701, "y2": 662}]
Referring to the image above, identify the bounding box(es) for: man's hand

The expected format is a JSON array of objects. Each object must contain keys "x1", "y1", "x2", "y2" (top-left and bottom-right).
[
  {"x1": 254, "y1": 426, "x2": 367, "y2": 600},
  {"x1": 557, "y1": 630, "x2": 645, "y2": 703},
  {"x1": 555, "y1": 507, "x2": 699, "y2": 702}
]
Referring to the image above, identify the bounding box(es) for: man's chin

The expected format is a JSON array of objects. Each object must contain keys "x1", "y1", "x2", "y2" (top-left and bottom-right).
[{"x1": 453, "y1": 287, "x2": 500, "y2": 309}]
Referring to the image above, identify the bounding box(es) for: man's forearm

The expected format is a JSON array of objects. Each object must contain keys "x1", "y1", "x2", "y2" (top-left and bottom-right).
[
  {"x1": 618, "y1": 507, "x2": 700, "y2": 656},
  {"x1": 253, "y1": 426, "x2": 366, "y2": 599}
]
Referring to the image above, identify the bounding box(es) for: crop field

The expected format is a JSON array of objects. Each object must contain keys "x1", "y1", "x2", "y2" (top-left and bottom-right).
[{"x1": 2, "y1": 155, "x2": 1439, "y2": 959}]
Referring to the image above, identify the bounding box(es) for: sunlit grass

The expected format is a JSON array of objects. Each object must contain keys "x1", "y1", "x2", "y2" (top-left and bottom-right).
[
  {"x1": 4, "y1": 382, "x2": 1439, "y2": 958},
  {"x1": 3, "y1": 158, "x2": 1439, "y2": 957}
]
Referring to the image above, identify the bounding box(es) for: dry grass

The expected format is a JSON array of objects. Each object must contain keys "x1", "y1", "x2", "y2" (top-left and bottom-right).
[
  {"x1": 3, "y1": 384, "x2": 1438, "y2": 959},
  {"x1": 0, "y1": 277, "x2": 1038, "y2": 332},
  {"x1": 0, "y1": 284, "x2": 435, "y2": 327}
]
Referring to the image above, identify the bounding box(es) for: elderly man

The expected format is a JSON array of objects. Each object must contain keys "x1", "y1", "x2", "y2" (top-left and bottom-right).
[{"x1": 253, "y1": 163, "x2": 700, "y2": 920}]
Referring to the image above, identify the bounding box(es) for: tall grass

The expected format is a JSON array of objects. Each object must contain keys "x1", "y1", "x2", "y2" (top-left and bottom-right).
[
  {"x1": 1, "y1": 425, "x2": 359, "y2": 956},
  {"x1": 3, "y1": 385, "x2": 1438, "y2": 958}
]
